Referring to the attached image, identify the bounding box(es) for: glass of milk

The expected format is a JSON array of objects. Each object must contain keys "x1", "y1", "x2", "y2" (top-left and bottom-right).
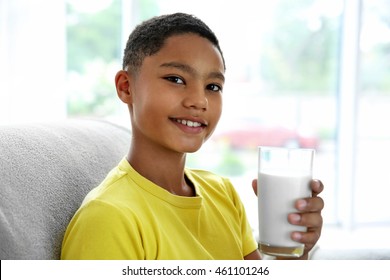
[{"x1": 258, "y1": 146, "x2": 314, "y2": 258}]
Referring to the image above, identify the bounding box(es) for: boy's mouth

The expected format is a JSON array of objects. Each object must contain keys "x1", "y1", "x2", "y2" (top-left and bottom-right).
[{"x1": 171, "y1": 118, "x2": 207, "y2": 128}]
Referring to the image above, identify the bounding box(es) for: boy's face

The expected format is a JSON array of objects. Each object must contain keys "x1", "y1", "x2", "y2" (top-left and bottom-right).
[{"x1": 126, "y1": 33, "x2": 225, "y2": 154}]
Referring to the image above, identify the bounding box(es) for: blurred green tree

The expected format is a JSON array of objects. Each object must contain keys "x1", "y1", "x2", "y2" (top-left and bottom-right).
[
  {"x1": 66, "y1": 0, "x2": 159, "y2": 116},
  {"x1": 260, "y1": 0, "x2": 341, "y2": 94}
]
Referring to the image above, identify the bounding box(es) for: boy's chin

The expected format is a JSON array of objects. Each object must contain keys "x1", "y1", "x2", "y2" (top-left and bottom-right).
[
  {"x1": 183, "y1": 146, "x2": 202, "y2": 154},
  {"x1": 185, "y1": 149, "x2": 200, "y2": 154},
  {"x1": 179, "y1": 139, "x2": 209, "y2": 154}
]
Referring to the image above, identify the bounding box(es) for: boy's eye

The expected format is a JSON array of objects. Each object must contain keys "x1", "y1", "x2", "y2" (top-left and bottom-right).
[
  {"x1": 164, "y1": 76, "x2": 184, "y2": 85},
  {"x1": 206, "y1": 84, "x2": 222, "y2": 92}
]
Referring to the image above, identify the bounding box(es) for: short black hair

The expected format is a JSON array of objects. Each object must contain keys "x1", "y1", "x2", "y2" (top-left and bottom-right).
[{"x1": 122, "y1": 12, "x2": 225, "y2": 73}]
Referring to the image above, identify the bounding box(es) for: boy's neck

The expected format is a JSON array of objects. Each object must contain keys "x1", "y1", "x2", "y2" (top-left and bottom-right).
[{"x1": 126, "y1": 145, "x2": 195, "y2": 197}]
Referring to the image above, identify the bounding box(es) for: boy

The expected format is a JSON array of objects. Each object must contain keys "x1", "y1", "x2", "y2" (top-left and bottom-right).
[{"x1": 61, "y1": 12, "x2": 324, "y2": 260}]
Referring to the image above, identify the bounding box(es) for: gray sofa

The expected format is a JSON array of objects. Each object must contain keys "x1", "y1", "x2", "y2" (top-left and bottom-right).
[{"x1": 0, "y1": 119, "x2": 130, "y2": 259}]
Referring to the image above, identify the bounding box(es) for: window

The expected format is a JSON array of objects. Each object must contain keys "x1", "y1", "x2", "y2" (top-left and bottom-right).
[{"x1": 355, "y1": 0, "x2": 390, "y2": 226}]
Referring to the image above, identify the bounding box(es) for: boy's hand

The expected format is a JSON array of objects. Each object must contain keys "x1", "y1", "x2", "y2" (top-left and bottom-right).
[{"x1": 252, "y1": 179, "x2": 324, "y2": 259}]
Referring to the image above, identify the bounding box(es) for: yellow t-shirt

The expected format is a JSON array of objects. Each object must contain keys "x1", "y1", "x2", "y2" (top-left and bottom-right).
[{"x1": 61, "y1": 158, "x2": 258, "y2": 260}]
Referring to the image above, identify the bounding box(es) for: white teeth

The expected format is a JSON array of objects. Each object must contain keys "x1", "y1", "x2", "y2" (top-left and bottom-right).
[{"x1": 175, "y1": 119, "x2": 202, "y2": 127}]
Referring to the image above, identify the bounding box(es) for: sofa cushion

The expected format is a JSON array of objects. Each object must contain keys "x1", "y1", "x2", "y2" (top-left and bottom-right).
[{"x1": 0, "y1": 119, "x2": 130, "y2": 259}]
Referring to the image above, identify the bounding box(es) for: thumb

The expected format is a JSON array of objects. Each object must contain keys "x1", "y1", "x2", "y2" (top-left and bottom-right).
[{"x1": 252, "y1": 179, "x2": 258, "y2": 196}]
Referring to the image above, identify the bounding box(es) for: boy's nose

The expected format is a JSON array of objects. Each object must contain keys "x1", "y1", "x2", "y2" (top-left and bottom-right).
[{"x1": 183, "y1": 88, "x2": 208, "y2": 111}]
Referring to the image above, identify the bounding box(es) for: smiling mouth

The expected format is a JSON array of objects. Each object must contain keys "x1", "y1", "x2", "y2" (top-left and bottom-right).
[{"x1": 171, "y1": 118, "x2": 206, "y2": 128}]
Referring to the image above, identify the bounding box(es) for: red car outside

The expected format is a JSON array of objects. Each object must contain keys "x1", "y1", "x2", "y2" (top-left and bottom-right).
[{"x1": 212, "y1": 123, "x2": 319, "y2": 150}]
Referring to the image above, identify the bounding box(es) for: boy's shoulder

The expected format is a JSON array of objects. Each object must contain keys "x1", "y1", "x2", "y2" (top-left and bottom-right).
[
  {"x1": 185, "y1": 168, "x2": 244, "y2": 208},
  {"x1": 185, "y1": 168, "x2": 236, "y2": 194},
  {"x1": 185, "y1": 167, "x2": 230, "y2": 184},
  {"x1": 79, "y1": 158, "x2": 134, "y2": 205}
]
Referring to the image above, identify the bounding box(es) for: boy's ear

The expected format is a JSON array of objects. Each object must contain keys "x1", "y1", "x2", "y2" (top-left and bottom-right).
[{"x1": 115, "y1": 70, "x2": 133, "y2": 104}]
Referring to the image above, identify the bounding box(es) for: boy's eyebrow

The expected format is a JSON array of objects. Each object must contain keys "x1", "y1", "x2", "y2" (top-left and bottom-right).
[{"x1": 160, "y1": 62, "x2": 225, "y2": 82}]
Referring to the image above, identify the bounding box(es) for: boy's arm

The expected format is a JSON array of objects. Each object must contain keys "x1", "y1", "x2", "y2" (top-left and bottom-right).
[
  {"x1": 244, "y1": 249, "x2": 262, "y2": 260},
  {"x1": 61, "y1": 200, "x2": 144, "y2": 260}
]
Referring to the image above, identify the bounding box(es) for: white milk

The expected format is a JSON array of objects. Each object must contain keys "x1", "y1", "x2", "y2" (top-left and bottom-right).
[{"x1": 258, "y1": 172, "x2": 311, "y2": 248}]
